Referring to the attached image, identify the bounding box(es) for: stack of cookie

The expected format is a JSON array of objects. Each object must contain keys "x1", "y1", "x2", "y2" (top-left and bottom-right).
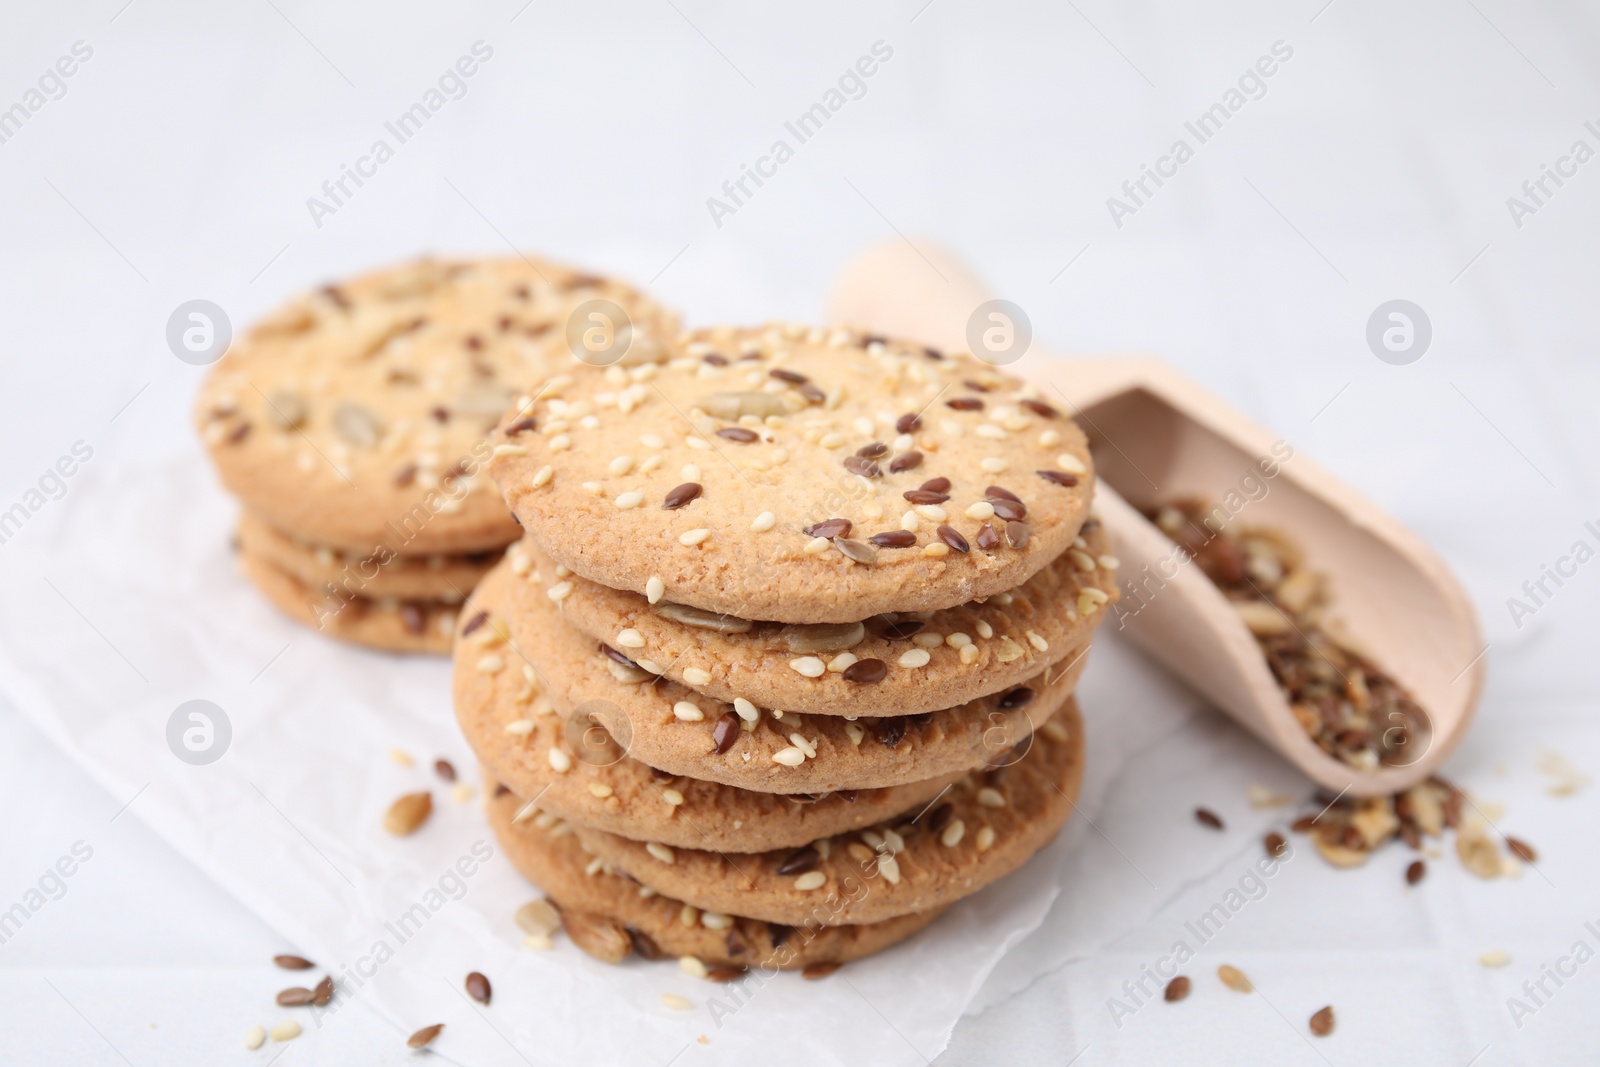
[
  {"x1": 453, "y1": 324, "x2": 1118, "y2": 971},
  {"x1": 195, "y1": 257, "x2": 676, "y2": 653}
]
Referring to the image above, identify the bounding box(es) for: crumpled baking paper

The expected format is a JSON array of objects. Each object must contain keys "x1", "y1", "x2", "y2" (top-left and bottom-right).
[{"x1": 0, "y1": 443, "x2": 1239, "y2": 1066}]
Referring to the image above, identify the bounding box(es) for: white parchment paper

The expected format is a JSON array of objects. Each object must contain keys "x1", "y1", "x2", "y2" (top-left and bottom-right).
[{"x1": 1, "y1": 447, "x2": 1215, "y2": 1066}]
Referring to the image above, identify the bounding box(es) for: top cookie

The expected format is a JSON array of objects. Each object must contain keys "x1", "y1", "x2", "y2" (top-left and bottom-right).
[
  {"x1": 196, "y1": 257, "x2": 679, "y2": 555},
  {"x1": 488, "y1": 324, "x2": 1096, "y2": 622}
]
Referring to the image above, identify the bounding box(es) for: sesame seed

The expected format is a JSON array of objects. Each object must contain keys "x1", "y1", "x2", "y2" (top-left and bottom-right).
[
  {"x1": 914, "y1": 504, "x2": 948, "y2": 521},
  {"x1": 476, "y1": 654, "x2": 505, "y2": 674},
  {"x1": 504, "y1": 720, "x2": 534, "y2": 736},
  {"x1": 686, "y1": 436, "x2": 709, "y2": 450},
  {"x1": 492, "y1": 443, "x2": 527, "y2": 458},
  {"x1": 911, "y1": 632, "x2": 943, "y2": 648},
  {"x1": 672, "y1": 701, "x2": 704, "y2": 721},
  {"x1": 1098, "y1": 554, "x2": 1120, "y2": 569},
  {"x1": 803, "y1": 536, "x2": 832, "y2": 555},
  {"x1": 981, "y1": 457, "x2": 1008, "y2": 473},
  {"x1": 772, "y1": 747, "x2": 807, "y2": 766},
  {"x1": 547, "y1": 581, "x2": 573, "y2": 602},
  {"x1": 581, "y1": 481, "x2": 604, "y2": 496},
  {"x1": 681, "y1": 464, "x2": 702, "y2": 480},
  {"x1": 683, "y1": 667, "x2": 712, "y2": 686},
  {"x1": 819, "y1": 432, "x2": 844, "y2": 448},
  {"x1": 548, "y1": 748, "x2": 572, "y2": 772},
  {"x1": 965, "y1": 501, "x2": 996, "y2": 520},
  {"x1": 549, "y1": 435, "x2": 572, "y2": 452},
  {"x1": 975, "y1": 826, "x2": 995, "y2": 851},
  {"x1": 975, "y1": 620, "x2": 993, "y2": 638},
  {"x1": 639, "y1": 455, "x2": 662, "y2": 474},
  {"x1": 794, "y1": 871, "x2": 826, "y2": 891},
  {"x1": 679, "y1": 528, "x2": 711, "y2": 546},
  {"x1": 845, "y1": 722, "x2": 865, "y2": 746},
  {"x1": 959, "y1": 644, "x2": 979, "y2": 664},
  {"x1": 646, "y1": 842, "x2": 675, "y2": 863},
  {"x1": 1057, "y1": 453, "x2": 1088, "y2": 474},
  {"x1": 897, "y1": 648, "x2": 931, "y2": 669},
  {"x1": 646, "y1": 576, "x2": 665, "y2": 603},
  {"x1": 827, "y1": 652, "x2": 858, "y2": 673},
  {"x1": 678, "y1": 954, "x2": 707, "y2": 977},
  {"x1": 1026, "y1": 630, "x2": 1049, "y2": 651},
  {"x1": 662, "y1": 788, "x2": 684, "y2": 806},
  {"x1": 616, "y1": 629, "x2": 645, "y2": 648},
  {"x1": 588, "y1": 782, "x2": 613, "y2": 798},
  {"x1": 733, "y1": 697, "x2": 759, "y2": 722},
  {"x1": 790, "y1": 733, "x2": 817, "y2": 758},
  {"x1": 923, "y1": 543, "x2": 949, "y2": 557},
  {"x1": 1042, "y1": 719, "x2": 1069, "y2": 742},
  {"x1": 977, "y1": 787, "x2": 1006, "y2": 808},
  {"x1": 609, "y1": 456, "x2": 634, "y2": 475},
  {"x1": 531, "y1": 465, "x2": 554, "y2": 488},
  {"x1": 876, "y1": 855, "x2": 902, "y2": 884},
  {"x1": 615, "y1": 491, "x2": 644, "y2": 509},
  {"x1": 751, "y1": 511, "x2": 777, "y2": 532},
  {"x1": 1039, "y1": 429, "x2": 1061, "y2": 447},
  {"x1": 661, "y1": 994, "x2": 694, "y2": 1011},
  {"x1": 700, "y1": 912, "x2": 732, "y2": 929},
  {"x1": 900, "y1": 511, "x2": 919, "y2": 532},
  {"x1": 946, "y1": 632, "x2": 972, "y2": 648},
  {"x1": 641, "y1": 433, "x2": 665, "y2": 448},
  {"x1": 790, "y1": 656, "x2": 826, "y2": 677}
]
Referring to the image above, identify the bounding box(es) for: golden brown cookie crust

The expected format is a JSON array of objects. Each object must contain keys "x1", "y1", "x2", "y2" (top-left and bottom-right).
[
  {"x1": 196, "y1": 257, "x2": 678, "y2": 555},
  {"x1": 487, "y1": 324, "x2": 1096, "y2": 622},
  {"x1": 455, "y1": 571, "x2": 964, "y2": 850},
  {"x1": 486, "y1": 778, "x2": 944, "y2": 970},
  {"x1": 571, "y1": 698, "x2": 1085, "y2": 926},
  {"x1": 236, "y1": 510, "x2": 501, "y2": 603},
  {"x1": 462, "y1": 558, "x2": 1089, "y2": 794},
  {"x1": 520, "y1": 520, "x2": 1116, "y2": 717},
  {"x1": 239, "y1": 546, "x2": 455, "y2": 653}
]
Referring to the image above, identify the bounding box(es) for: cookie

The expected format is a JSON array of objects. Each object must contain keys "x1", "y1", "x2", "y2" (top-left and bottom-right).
[
  {"x1": 464, "y1": 557, "x2": 1089, "y2": 793},
  {"x1": 238, "y1": 546, "x2": 456, "y2": 653},
  {"x1": 196, "y1": 257, "x2": 678, "y2": 555},
  {"x1": 570, "y1": 698, "x2": 1084, "y2": 926},
  {"x1": 486, "y1": 323, "x2": 1096, "y2": 623},
  {"x1": 456, "y1": 573, "x2": 964, "y2": 850},
  {"x1": 521, "y1": 519, "x2": 1117, "y2": 717},
  {"x1": 236, "y1": 510, "x2": 501, "y2": 603},
  {"x1": 486, "y1": 777, "x2": 943, "y2": 970}
]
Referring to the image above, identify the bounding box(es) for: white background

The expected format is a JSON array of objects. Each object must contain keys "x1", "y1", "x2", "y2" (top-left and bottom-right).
[{"x1": 2, "y1": 0, "x2": 1599, "y2": 1064}]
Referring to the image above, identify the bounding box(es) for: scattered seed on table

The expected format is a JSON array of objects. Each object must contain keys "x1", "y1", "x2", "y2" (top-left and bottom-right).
[
  {"x1": 1264, "y1": 832, "x2": 1288, "y2": 858},
  {"x1": 1195, "y1": 808, "x2": 1225, "y2": 831},
  {"x1": 1217, "y1": 964, "x2": 1252, "y2": 993},
  {"x1": 407, "y1": 1023, "x2": 444, "y2": 1049},
  {"x1": 273, "y1": 954, "x2": 314, "y2": 970},
  {"x1": 1506, "y1": 837, "x2": 1538, "y2": 863},
  {"x1": 1164, "y1": 976, "x2": 1191, "y2": 1002},
  {"x1": 1406, "y1": 859, "x2": 1426, "y2": 885},
  {"x1": 1309, "y1": 1005, "x2": 1335, "y2": 1036},
  {"x1": 434, "y1": 759, "x2": 457, "y2": 782},
  {"x1": 465, "y1": 971, "x2": 492, "y2": 1004},
  {"x1": 311, "y1": 976, "x2": 333, "y2": 1006},
  {"x1": 276, "y1": 987, "x2": 314, "y2": 1007}
]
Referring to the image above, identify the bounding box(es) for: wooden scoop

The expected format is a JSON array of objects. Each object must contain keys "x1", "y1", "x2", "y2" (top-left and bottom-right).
[{"x1": 828, "y1": 240, "x2": 1484, "y2": 797}]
